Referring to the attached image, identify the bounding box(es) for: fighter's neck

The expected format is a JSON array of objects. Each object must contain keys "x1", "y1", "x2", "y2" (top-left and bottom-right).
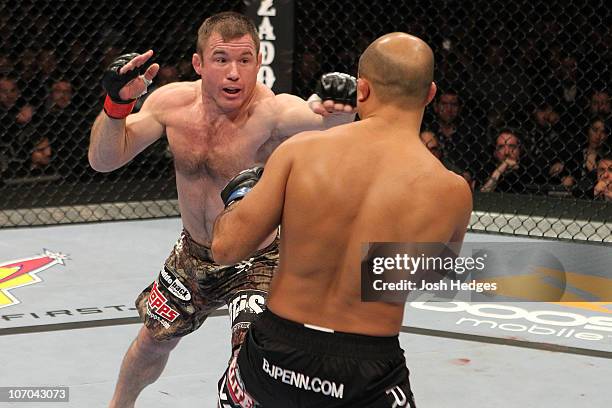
[{"x1": 361, "y1": 107, "x2": 424, "y2": 132}]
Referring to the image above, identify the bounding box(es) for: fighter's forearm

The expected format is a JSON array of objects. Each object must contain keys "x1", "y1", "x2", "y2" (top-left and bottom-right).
[
  {"x1": 88, "y1": 111, "x2": 131, "y2": 172},
  {"x1": 212, "y1": 203, "x2": 253, "y2": 265},
  {"x1": 305, "y1": 93, "x2": 356, "y2": 130}
]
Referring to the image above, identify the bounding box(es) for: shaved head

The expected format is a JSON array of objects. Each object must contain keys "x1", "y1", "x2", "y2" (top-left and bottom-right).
[{"x1": 358, "y1": 32, "x2": 434, "y2": 107}]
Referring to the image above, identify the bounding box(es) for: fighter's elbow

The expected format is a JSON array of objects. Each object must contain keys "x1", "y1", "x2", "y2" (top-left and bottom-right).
[
  {"x1": 87, "y1": 153, "x2": 115, "y2": 173},
  {"x1": 211, "y1": 237, "x2": 239, "y2": 265},
  {"x1": 87, "y1": 151, "x2": 102, "y2": 172},
  {"x1": 87, "y1": 148, "x2": 123, "y2": 173}
]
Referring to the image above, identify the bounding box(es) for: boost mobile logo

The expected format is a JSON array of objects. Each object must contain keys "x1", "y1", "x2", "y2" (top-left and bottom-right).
[
  {"x1": 411, "y1": 301, "x2": 612, "y2": 341},
  {"x1": 0, "y1": 250, "x2": 68, "y2": 309}
]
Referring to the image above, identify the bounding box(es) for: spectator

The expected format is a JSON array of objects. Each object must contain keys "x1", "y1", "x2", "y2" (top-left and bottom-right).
[
  {"x1": 0, "y1": 51, "x2": 12, "y2": 75},
  {"x1": 40, "y1": 48, "x2": 58, "y2": 80},
  {"x1": 16, "y1": 48, "x2": 47, "y2": 103},
  {"x1": 1, "y1": 77, "x2": 34, "y2": 160},
  {"x1": 156, "y1": 66, "x2": 179, "y2": 87},
  {"x1": 420, "y1": 130, "x2": 443, "y2": 160},
  {"x1": 17, "y1": 49, "x2": 38, "y2": 85},
  {"x1": 580, "y1": 117, "x2": 609, "y2": 174},
  {"x1": 46, "y1": 80, "x2": 74, "y2": 111},
  {"x1": 426, "y1": 89, "x2": 478, "y2": 177},
  {"x1": 13, "y1": 48, "x2": 60, "y2": 106},
  {"x1": 564, "y1": 89, "x2": 610, "y2": 139},
  {"x1": 551, "y1": 54, "x2": 580, "y2": 108},
  {"x1": 28, "y1": 135, "x2": 53, "y2": 174},
  {"x1": 67, "y1": 38, "x2": 90, "y2": 69},
  {"x1": 594, "y1": 156, "x2": 612, "y2": 201},
  {"x1": 522, "y1": 99, "x2": 573, "y2": 190},
  {"x1": 9, "y1": 133, "x2": 59, "y2": 182},
  {"x1": 588, "y1": 90, "x2": 610, "y2": 121},
  {"x1": 551, "y1": 53, "x2": 593, "y2": 138},
  {"x1": 38, "y1": 79, "x2": 78, "y2": 138},
  {"x1": 101, "y1": 46, "x2": 122, "y2": 75},
  {"x1": 420, "y1": 129, "x2": 474, "y2": 189},
  {"x1": 480, "y1": 130, "x2": 533, "y2": 193},
  {"x1": 565, "y1": 116, "x2": 611, "y2": 198},
  {"x1": 0, "y1": 77, "x2": 33, "y2": 125},
  {"x1": 39, "y1": 79, "x2": 87, "y2": 178},
  {"x1": 177, "y1": 59, "x2": 198, "y2": 81}
]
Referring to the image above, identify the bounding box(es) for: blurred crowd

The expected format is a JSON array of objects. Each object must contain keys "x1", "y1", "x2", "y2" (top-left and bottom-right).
[
  {"x1": 1, "y1": 2, "x2": 610, "y2": 202},
  {"x1": 292, "y1": 7, "x2": 611, "y2": 201},
  {"x1": 418, "y1": 88, "x2": 610, "y2": 200},
  {"x1": 0, "y1": 45, "x2": 194, "y2": 187}
]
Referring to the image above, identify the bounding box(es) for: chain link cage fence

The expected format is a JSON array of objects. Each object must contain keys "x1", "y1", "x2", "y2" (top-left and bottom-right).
[{"x1": 0, "y1": 0, "x2": 610, "y2": 242}]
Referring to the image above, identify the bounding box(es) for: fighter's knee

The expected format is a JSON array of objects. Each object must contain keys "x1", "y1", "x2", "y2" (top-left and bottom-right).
[{"x1": 135, "y1": 326, "x2": 180, "y2": 355}]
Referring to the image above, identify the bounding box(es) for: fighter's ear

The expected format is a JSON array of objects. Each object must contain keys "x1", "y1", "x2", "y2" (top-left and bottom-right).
[
  {"x1": 192, "y1": 53, "x2": 202, "y2": 75},
  {"x1": 425, "y1": 82, "x2": 437, "y2": 106},
  {"x1": 357, "y1": 77, "x2": 370, "y2": 103}
]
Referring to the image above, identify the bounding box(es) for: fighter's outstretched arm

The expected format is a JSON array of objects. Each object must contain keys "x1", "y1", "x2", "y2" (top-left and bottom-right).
[
  {"x1": 272, "y1": 72, "x2": 359, "y2": 141},
  {"x1": 212, "y1": 139, "x2": 296, "y2": 265},
  {"x1": 89, "y1": 51, "x2": 163, "y2": 172},
  {"x1": 273, "y1": 93, "x2": 355, "y2": 140}
]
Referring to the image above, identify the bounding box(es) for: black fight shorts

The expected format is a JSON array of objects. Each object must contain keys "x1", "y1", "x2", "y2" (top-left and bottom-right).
[
  {"x1": 135, "y1": 229, "x2": 278, "y2": 346},
  {"x1": 218, "y1": 309, "x2": 417, "y2": 408}
]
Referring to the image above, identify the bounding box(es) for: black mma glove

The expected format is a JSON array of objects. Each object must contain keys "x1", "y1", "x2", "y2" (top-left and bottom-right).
[
  {"x1": 316, "y1": 72, "x2": 357, "y2": 107},
  {"x1": 102, "y1": 53, "x2": 152, "y2": 118},
  {"x1": 220, "y1": 166, "x2": 264, "y2": 207}
]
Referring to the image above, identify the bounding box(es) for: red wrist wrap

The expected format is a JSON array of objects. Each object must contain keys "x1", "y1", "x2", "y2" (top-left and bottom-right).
[{"x1": 103, "y1": 95, "x2": 136, "y2": 119}]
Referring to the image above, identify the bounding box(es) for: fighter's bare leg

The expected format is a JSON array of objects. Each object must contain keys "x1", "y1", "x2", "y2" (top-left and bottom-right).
[{"x1": 109, "y1": 326, "x2": 180, "y2": 408}]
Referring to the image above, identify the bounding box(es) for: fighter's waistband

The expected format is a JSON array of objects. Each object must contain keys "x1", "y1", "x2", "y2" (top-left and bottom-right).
[
  {"x1": 254, "y1": 309, "x2": 402, "y2": 360},
  {"x1": 181, "y1": 228, "x2": 279, "y2": 263}
]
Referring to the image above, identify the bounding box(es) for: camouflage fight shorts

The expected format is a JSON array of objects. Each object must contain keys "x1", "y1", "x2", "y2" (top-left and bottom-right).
[{"x1": 135, "y1": 229, "x2": 278, "y2": 348}]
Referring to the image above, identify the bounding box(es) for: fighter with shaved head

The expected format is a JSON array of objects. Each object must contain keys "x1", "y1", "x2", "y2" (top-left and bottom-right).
[{"x1": 212, "y1": 32, "x2": 472, "y2": 407}]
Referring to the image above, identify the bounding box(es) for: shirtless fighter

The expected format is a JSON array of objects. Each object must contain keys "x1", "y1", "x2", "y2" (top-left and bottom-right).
[
  {"x1": 212, "y1": 32, "x2": 472, "y2": 407},
  {"x1": 88, "y1": 12, "x2": 355, "y2": 408}
]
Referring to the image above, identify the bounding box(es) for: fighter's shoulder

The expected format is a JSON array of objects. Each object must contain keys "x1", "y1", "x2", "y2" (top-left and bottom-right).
[
  {"x1": 265, "y1": 128, "x2": 325, "y2": 165},
  {"x1": 277, "y1": 126, "x2": 336, "y2": 148},
  {"x1": 247, "y1": 84, "x2": 280, "y2": 116},
  {"x1": 255, "y1": 91, "x2": 304, "y2": 112},
  {"x1": 271, "y1": 92, "x2": 304, "y2": 105},
  {"x1": 142, "y1": 80, "x2": 199, "y2": 110},
  {"x1": 426, "y1": 166, "x2": 473, "y2": 213},
  {"x1": 251, "y1": 83, "x2": 276, "y2": 103}
]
